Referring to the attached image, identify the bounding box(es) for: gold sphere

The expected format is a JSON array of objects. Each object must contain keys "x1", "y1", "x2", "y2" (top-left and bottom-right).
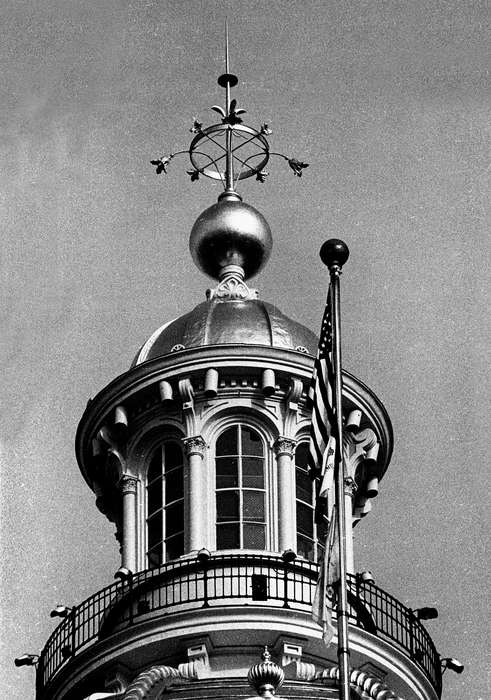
[{"x1": 189, "y1": 194, "x2": 272, "y2": 281}]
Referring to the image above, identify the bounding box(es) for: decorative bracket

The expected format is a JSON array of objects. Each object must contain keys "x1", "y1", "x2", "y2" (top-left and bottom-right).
[
  {"x1": 283, "y1": 378, "x2": 304, "y2": 437},
  {"x1": 343, "y1": 427, "x2": 379, "y2": 480},
  {"x1": 178, "y1": 378, "x2": 199, "y2": 436}
]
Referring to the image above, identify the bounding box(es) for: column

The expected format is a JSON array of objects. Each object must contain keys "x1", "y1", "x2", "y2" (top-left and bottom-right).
[
  {"x1": 183, "y1": 436, "x2": 207, "y2": 552},
  {"x1": 343, "y1": 476, "x2": 357, "y2": 574},
  {"x1": 119, "y1": 475, "x2": 139, "y2": 573},
  {"x1": 274, "y1": 437, "x2": 297, "y2": 553}
]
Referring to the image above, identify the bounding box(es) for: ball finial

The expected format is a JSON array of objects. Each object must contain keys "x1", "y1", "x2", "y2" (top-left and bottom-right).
[
  {"x1": 319, "y1": 239, "x2": 350, "y2": 269},
  {"x1": 189, "y1": 196, "x2": 273, "y2": 281}
]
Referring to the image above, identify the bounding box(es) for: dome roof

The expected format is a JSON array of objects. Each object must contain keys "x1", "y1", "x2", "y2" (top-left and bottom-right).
[{"x1": 133, "y1": 298, "x2": 318, "y2": 365}]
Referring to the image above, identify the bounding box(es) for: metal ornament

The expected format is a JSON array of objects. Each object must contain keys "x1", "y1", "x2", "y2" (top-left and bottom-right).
[
  {"x1": 247, "y1": 646, "x2": 285, "y2": 698},
  {"x1": 150, "y1": 22, "x2": 309, "y2": 195}
]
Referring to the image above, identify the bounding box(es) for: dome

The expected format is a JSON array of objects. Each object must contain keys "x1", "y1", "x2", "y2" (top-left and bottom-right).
[{"x1": 133, "y1": 298, "x2": 318, "y2": 365}]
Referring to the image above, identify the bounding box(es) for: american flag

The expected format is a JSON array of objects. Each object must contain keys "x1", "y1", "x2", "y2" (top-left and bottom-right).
[
  {"x1": 309, "y1": 289, "x2": 340, "y2": 647},
  {"x1": 308, "y1": 290, "x2": 336, "y2": 480}
]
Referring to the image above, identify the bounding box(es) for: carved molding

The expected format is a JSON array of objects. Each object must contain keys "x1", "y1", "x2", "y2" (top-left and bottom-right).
[
  {"x1": 104, "y1": 669, "x2": 129, "y2": 693},
  {"x1": 344, "y1": 476, "x2": 358, "y2": 497},
  {"x1": 293, "y1": 661, "x2": 317, "y2": 681},
  {"x1": 206, "y1": 270, "x2": 258, "y2": 301},
  {"x1": 182, "y1": 435, "x2": 206, "y2": 458},
  {"x1": 274, "y1": 436, "x2": 296, "y2": 457},
  {"x1": 178, "y1": 659, "x2": 209, "y2": 679},
  {"x1": 317, "y1": 666, "x2": 405, "y2": 700},
  {"x1": 122, "y1": 666, "x2": 181, "y2": 700}
]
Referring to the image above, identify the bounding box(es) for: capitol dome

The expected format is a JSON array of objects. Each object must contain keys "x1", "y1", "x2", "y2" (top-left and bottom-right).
[{"x1": 133, "y1": 297, "x2": 318, "y2": 366}]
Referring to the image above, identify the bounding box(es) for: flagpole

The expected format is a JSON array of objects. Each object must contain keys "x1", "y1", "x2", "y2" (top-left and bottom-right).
[{"x1": 320, "y1": 238, "x2": 351, "y2": 700}]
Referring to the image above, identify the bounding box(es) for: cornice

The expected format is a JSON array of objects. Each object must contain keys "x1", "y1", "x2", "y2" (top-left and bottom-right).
[{"x1": 75, "y1": 345, "x2": 393, "y2": 491}]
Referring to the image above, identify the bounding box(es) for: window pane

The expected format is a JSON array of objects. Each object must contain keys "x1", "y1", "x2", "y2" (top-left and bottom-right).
[
  {"x1": 243, "y1": 491, "x2": 265, "y2": 522},
  {"x1": 148, "y1": 448, "x2": 162, "y2": 481},
  {"x1": 216, "y1": 491, "x2": 239, "y2": 522},
  {"x1": 147, "y1": 480, "x2": 162, "y2": 515},
  {"x1": 317, "y1": 516, "x2": 328, "y2": 543},
  {"x1": 166, "y1": 501, "x2": 184, "y2": 536},
  {"x1": 165, "y1": 467, "x2": 183, "y2": 504},
  {"x1": 297, "y1": 534, "x2": 315, "y2": 561},
  {"x1": 147, "y1": 511, "x2": 163, "y2": 548},
  {"x1": 148, "y1": 546, "x2": 163, "y2": 568},
  {"x1": 295, "y1": 443, "x2": 309, "y2": 469},
  {"x1": 217, "y1": 523, "x2": 240, "y2": 549},
  {"x1": 166, "y1": 532, "x2": 184, "y2": 560},
  {"x1": 242, "y1": 457, "x2": 264, "y2": 488},
  {"x1": 164, "y1": 441, "x2": 183, "y2": 470},
  {"x1": 297, "y1": 502, "x2": 314, "y2": 537},
  {"x1": 243, "y1": 523, "x2": 266, "y2": 549},
  {"x1": 296, "y1": 467, "x2": 312, "y2": 503},
  {"x1": 241, "y1": 427, "x2": 263, "y2": 456},
  {"x1": 216, "y1": 427, "x2": 238, "y2": 456},
  {"x1": 216, "y1": 456, "x2": 239, "y2": 488}
]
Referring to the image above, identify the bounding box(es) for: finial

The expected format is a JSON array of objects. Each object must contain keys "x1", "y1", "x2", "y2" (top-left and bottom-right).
[
  {"x1": 151, "y1": 27, "x2": 311, "y2": 284},
  {"x1": 320, "y1": 239, "x2": 350, "y2": 269},
  {"x1": 247, "y1": 646, "x2": 284, "y2": 698},
  {"x1": 150, "y1": 25, "x2": 310, "y2": 193}
]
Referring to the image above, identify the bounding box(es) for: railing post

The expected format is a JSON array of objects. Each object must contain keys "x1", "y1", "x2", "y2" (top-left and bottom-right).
[
  {"x1": 70, "y1": 607, "x2": 76, "y2": 658},
  {"x1": 282, "y1": 561, "x2": 290, "y2": 608},
  {"x1": 128, "y1": 576, "x2": 134, "y2": 626},
  {"x1": 354, "y1": 573, "x2": 361, "y2": 626},
  {"x1": 197, "y1": 549, "x2": 210, "y2": 608},
  {"x1": 408, "y1": 609, "x2": 415, "y2": 659},
  {"x1": 203, "y1": 563, "x2": 209, "y2": 607}
]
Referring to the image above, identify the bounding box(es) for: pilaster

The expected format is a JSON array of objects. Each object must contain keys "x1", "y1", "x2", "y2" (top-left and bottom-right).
[
  {"x1": 183, "y1": 435, "x2": 208, "y2": 552},
  {"x1": 274, "y1": 436, "x2": 297, "y2": 553}
]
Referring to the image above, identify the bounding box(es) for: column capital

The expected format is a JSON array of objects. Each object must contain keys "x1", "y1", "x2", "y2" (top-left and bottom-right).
[
  {"x1": 274, "y1": 436, "x2": 297, "y2": 457},
  {"x1": 183, "y1": 435, "x2": 206, "y2": 457},
  {"x1": 119, "y1": 475, "x2": 138, "y2": 495}
]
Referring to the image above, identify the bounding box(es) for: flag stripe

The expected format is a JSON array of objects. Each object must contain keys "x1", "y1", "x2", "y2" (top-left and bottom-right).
[{"x1": 308, "y1": 290, "x2": 336, "y2": 477}]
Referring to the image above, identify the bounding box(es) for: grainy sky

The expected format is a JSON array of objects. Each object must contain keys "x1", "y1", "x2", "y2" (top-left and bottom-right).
[{"x1": 1, "y1": 1, "x2": 489, "y2": 699}]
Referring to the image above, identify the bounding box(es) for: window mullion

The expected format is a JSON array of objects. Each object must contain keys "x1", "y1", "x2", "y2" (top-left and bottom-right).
[
  {"x1": 238, "y1": 425, "x2": 243, "y2": 548},
  {"x1": 162, "y1": 445, "x2": 166, "y2": 557}
]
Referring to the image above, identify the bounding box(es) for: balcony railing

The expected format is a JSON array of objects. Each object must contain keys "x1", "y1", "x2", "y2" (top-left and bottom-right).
[{"x1": 37, "y1": 553, "x2": 441, "y2": 697}]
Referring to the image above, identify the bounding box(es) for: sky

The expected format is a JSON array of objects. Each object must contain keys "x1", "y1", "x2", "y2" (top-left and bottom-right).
[{"x1": 1, "y1": 1, "x2": 489, "y2": 698}]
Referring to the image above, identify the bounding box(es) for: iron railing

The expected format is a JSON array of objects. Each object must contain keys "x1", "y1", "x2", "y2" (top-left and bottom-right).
[{"x1": 37, "y1": 553, "x2": 441, "y2": 696}]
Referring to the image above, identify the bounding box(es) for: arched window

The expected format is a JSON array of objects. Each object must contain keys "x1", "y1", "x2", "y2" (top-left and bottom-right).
[
  {"x1": 295, "y1": 442, "x2": 327, "y2": 561},
  {"x1": 215, "y1": 425, "x2": 266, "y2": 550},
  {"x1": 146, "y1": 440, "x2": 184, "y2": 567}
]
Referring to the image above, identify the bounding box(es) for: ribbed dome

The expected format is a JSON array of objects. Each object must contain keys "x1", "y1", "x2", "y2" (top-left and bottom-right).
[{"x1": 133, "y1": 298, "x2": 318, "y2": 366}]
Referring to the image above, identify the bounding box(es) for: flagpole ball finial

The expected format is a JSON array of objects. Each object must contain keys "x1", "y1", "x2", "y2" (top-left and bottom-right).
[{"x1": 319, "y1": 239, "x2": 350, "y2": 269}]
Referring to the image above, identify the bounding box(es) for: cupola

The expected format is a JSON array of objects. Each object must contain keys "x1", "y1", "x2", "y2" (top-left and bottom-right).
[{"x1": 33, "y1": 27, "x2": 446, "y2": 700}]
